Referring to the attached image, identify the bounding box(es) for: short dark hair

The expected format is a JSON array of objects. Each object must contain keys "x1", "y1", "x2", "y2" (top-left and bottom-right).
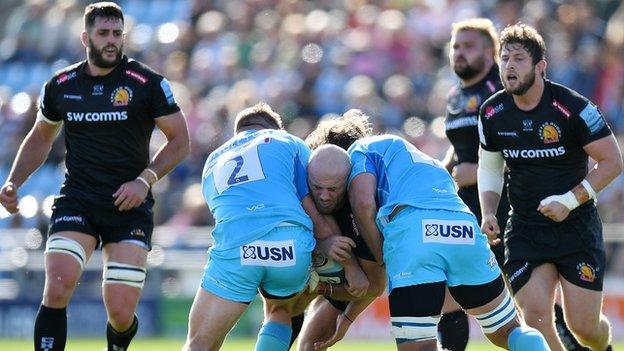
[
  {"x1": 84, "y1": 2, "x2": 124, "y2": 31},
  {"x1": 306, "y1": 109, "x2": 373, "y2": 150},
  {"x1": 234, "y1": 102, "x2": 283, "y2": 132},
  {"x1": 499, "y1": 23, "x2": 546, "y2": 65}
]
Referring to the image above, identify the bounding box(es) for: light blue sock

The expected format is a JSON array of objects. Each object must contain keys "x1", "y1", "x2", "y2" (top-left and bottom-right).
[
  {"x1": 508, "y1": 325, "x2": 550, "y2": 351},
  {"x1": 254, "y1": 321, "x2": 292, "y2": 351}
]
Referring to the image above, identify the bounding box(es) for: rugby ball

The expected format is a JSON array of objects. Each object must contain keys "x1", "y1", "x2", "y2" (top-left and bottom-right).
[{"x1": 312, "y1": 253, "x2": 346, "y2": 284}]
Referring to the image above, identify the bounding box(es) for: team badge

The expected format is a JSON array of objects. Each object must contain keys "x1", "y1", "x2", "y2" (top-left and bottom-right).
[
  {"x1": 465, "y1": 95, "x2": 480, "y2": 113},
  {"x1": 111, "y1": 86, "x2": 133, "y2": 106},
  {"x1": 93, "y1": 84, "x2": 104, "y2": 95},
  {"x1": 539, "y1": 122, "x2": 561, "y2": 144},
  {"x1": 130, "y1": 228, "x2": 145, "y2": 237},
  {"x1": 576, "y1": 262, "x2": 596, "y2": 282}
]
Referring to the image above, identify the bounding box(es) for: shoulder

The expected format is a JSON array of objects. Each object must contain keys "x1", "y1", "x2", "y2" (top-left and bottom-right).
[
  {"x1": 50, "y1": 61, "x2": 83, "y2": 86},
  {"x1": 479, "y1": 90, "x2": 508, "y2": 120},
  {"x1": 124, "y1": 58, "x2": 166, "y2": 85},
  {"x1": 547, "y1": 80, "x2": 591, "y2": 115}
]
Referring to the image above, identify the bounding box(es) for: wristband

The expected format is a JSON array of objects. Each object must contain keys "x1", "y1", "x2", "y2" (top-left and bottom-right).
[
  {"x1": 581, "y1": 179, "x2": 597, "y2": 200},
  {"x1": 145, "y1": 168, "x2": 159, "y2": 182},
  {"x1": 136, "y1": 176, "x2": 150, "y2": 189},
  {"x1": 539, "y1": 191, "x2": 579, "y2": 211}
]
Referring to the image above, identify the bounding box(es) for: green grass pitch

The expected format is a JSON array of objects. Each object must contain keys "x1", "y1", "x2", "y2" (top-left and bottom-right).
[{"x1": 2, "y1": 338, "x2": 623, "y2": 350}]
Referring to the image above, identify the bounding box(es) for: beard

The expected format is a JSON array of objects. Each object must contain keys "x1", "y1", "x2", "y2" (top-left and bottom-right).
[
  {"x1": 88, "y1": 41, "x2": 123, "y2": 69},
  {"x1": 453, "y1": 55, "x2": 486, "y2": 80},
  {"x1": 503, "y1": 71, "x2": 536, "y2": 95}
]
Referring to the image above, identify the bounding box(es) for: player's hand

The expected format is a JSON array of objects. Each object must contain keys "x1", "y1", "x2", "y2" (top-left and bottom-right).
[
  {"x1": 317, "y1": 235, "x2": 355, "y2": 263},
  {"x1": 451, "y1": 162, "x2": 478, "y2": 188},
  {"x1": 537, "y1": 197, "x2": 571, "y2": 222},
  {"x1": 112, "y1": 179, "x2": 149, "y2": 211},
  {"x1": 481, "y1": 213, "x2": 501, "y2": 245},
  {"x1": 0, "y1": 182, "x2": 19, "y2": 214},
  {"x1": 343, "y1": 263, "x2": 369, "y2": 298},
  {"x1": 313, "y1": 313, "x2": 352, "y2": 350}
]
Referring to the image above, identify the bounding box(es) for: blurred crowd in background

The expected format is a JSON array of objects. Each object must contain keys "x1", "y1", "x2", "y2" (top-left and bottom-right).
[{"x1": 0, "y1": 0, "x2": 623, "y2": 270}]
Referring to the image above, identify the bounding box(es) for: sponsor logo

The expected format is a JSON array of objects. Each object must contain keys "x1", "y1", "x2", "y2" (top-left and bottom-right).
[
  {"x1": 63, "y1": 94, "x2": 82, "y2": 100},
  {"x1": 160, "y1": 78, "x2": 176, "y2": 105},
  {"x1": 487, "y1": 252, "x2": 497, "y2": 268},
  {"x1": 579, "y1": 102, "x2": 606, "y2": 135},
  {"x1": 125, "y1": 69, "x2": 147, "y2": 84},
  {"x1": 92, "y1": 84, "x2": 104, "y2": 95},
  {"x1": 485, "y1": 80, "x2": 497, "y2": 93},
  {"x1": 349, "y1": 213, "x2": 360, "y2": 236},
  {"x1": 497, "y1": 131, "x2": 518, "y2": 137},
  {"x1": 66, "y1": 111, "x2": 128, "y2": 122},
  {"x1": 465, "y1": 95, "x2": 480, "y2": 113},
  {"x1": 422, "y1": 219, "x2": 475, "y2": 245},
  {"x1": 41, "y1": 337, "x2": 55, "y2": 351},
  {"x1": 246, "y1": 203, "x2": 265, "y2": 211},
  {"x1": 130, "y1": 228, "x2": 145, "y2": 237},
  {"x1": 539, "y1": 122, "x2": 562, "y2": 144},
  {"x1": 445, "y1": 116, "x2": 478, "y2": 131},
  {"x1": 552, "y1": 99, "x2": 571, "y2": 118},
  {"x1": 56, "y1": 71, "x2": 77, "y2": 84},
  {"x1": 111, "y1": 86, "x2": 133, "y2": 106},
  {"x1": 577, "y1": 262, "x2": 597, "y2": 282},
  {"x1": 508, "y1": 262, "x2": 529, "y2": 283},
  {"x1": 54, "y1": 215, "x2": 83, "y2": 224},
  {"x1": 240, "y1": 240, "x2": 296, "y2": 267},
  {"x1": 522, "y1": 119, "x2": 533, "y2": 131},
  {"x1": 484, "y1": 103, "x2": 503, "y2": 118},
  {"x1": 502, "y1": 146, "x2": 566, "y2": 159}
]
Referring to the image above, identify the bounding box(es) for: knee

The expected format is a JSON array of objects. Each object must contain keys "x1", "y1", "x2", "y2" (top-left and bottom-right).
[
  {"x1": 106, "y1": 301, "x2": 136, "y2": 328},
  {"x1": 518, "y1": 304, "x2": 553, "y2": 328},
  {"x1": 43, "y1": 271, "x2": 79, "y2": 306}
]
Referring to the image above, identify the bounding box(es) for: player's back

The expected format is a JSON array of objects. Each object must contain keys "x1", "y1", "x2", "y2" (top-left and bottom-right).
[
  {"x1": 348, "y1": 135, "x2": 470, "y2": 224},
  {"x1": 202, "y1": 129, "x2": 313, "y2": 250}
]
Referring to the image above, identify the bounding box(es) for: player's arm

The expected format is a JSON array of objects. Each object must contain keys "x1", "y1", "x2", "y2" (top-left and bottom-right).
[
  {"x1": 477, "y1": 147, "x2": 505, "y2": 244},
  {"x1": 0, "y1": 119, "x2": 61, "y2": 213},
  {"x1": 442, "y1": 145, "x2": 457, "y2": 172},
  {"x1": 302, "y1": 196, "x2": 354, "y2": 263},
  {"x1": 538, "y1": 134, "x2": 623, "y2": 222},
  {"x1": 113, "y1": 111, "x2": 190, "y2": 211},
  {"x1": 349, "y1": 173, "x2": 384, "y2": 266}
]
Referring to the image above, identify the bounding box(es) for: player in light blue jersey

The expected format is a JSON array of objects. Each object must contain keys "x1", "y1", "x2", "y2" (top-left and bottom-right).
[
  {"x1": 183, "y1": 103, "x2": 348, "y2": 351},
  {"x1": 348, "y1": 132, "x2": 550, "y2": 350}
]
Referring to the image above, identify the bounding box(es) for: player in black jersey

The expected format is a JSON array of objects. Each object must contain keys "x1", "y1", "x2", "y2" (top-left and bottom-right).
[
  {"x1": 0, "y1": 3, "x2": 190, "y2": 351},
  {"x1": 441, "y1": 18, "x2": 508, "y2": 351},
  {"x1": 478, "y1": 24, "x2": 622, "y2": 351},
  {"x1": 289, "y1": 111, "x2": 386, "y2": 351}
]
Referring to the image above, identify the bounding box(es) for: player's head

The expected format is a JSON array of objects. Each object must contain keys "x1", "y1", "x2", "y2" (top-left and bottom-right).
[
  {"x1": 305, "y1": 109, "x2": 373, "y2": 151},
  {"x1": 308, "y1": 144, "x2": 351, "y2": 214},
  {"x1": 234, "y1": 102, "x2": 284, "y2": 132},
  {"x1": 450, "y1": 18, "x2": 499, "y2": 81},
  {"x1": 82, "y1": 2, "x2": 125, "y2": 69},
  {"x1": 499, "y1": 23, "x2": 547, "y2": 95}
]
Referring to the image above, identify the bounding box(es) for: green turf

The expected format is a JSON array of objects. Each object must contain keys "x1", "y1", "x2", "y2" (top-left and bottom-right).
[{"x1": 1, "y1": 338, "x2": 622, "y2": 350}]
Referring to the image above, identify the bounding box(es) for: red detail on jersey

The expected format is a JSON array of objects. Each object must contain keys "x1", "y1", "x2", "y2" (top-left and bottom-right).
[
  {"x1": 485, "y1": 103, "x2": 503, "y2": 118},
  {"x1": 125, "y1": 69, "x2": 148, "y2": 84},
  {"x1": 552, "y1": 100, "x2": 571, "y2": 119},
  {"x1": 486, "y1": 80, "x2": 496, "y2": 93},
  {"x1": 56, "y1": 71, "x2": 77, "y2": 85}
]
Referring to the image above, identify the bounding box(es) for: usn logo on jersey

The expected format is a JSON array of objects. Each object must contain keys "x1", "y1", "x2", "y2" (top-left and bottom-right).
[{"x1": 111, "y1": 86, "x2": 133, "y2": 106}]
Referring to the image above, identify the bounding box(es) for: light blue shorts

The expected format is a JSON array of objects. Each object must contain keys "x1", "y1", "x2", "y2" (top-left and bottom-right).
[
  {"x1": 382, "y1": 207, "x2": 500, "y2": 292},
  {"x1": 201, "y1": 224, "x2": 316, "y2": 303}
]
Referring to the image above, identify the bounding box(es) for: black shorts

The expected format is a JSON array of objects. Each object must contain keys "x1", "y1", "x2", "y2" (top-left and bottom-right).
[
  {"x1": 48, "y1": 193, "x2": 154, "y2": 250},
  {"x1": 349, "y1": 232, "x2": 375, "y2": 262},
  {"x1": 504, "y1": 208, "x2": 605, "y2": 293},
  {"x1": 388, "y1": 277, "x2": 504, "y2": 317}
]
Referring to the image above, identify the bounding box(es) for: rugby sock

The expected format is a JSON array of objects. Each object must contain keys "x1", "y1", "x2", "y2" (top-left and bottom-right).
[
  {"x1": 106, "y1": 315, "x2": 138, "y2": 351},
  {"x1": 507, "y1": 325, "x2": 550, "y2": 351},
  {"x1": 289, "y1": 313, "x2": 305, "y2": 348},
  {"x1": 554, "y1": 303, "x2": 590, "y2": 351},
  {"x1": 255, "y1": 321, "x2": 292, "y2": 351},
  {"x1": 438, "y1": 310, "x2": 469, "y2": 350},
  {"x1": 34, "y1": 304, "x2": 67, "y2": 351}
]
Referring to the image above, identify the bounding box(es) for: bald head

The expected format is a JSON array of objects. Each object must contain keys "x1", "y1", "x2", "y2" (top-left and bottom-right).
[{"x1": 308, "y1": 144, "x2": 351, "y2": 214}]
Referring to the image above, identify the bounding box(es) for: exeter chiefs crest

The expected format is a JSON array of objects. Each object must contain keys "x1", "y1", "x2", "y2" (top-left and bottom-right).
[
  {"x1": 576, "y1": 262, "x2": 596, "y2": 283},
  {"x1": 539, "y1": 122, "x2": 561, "y2": 144},
  {"x1": 111, "y1": 86, "x2": 133, "y2": 107}
]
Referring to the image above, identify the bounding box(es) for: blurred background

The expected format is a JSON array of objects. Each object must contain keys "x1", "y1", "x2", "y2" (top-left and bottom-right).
[{"x1": 0, "y1": 0, "x2": 623, "y2": 343}]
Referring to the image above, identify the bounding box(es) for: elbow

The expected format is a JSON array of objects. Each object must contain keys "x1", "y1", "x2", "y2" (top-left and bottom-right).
[
  {"x1": 351, "y1": 196, "x2": 376, "y2": 216},
  {"x1": 366, "y1": 277, "x2": 386, "y2": 298}
]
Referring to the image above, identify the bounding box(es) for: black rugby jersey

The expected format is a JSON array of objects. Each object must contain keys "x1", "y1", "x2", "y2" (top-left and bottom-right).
[
  {"x1": 479, "y1": 80, "x2": 612, "y2": 226},
  {"x1": 445, "y1": 65, "x2": 506, "y2": 220},
  {"x1": 333, "y1": 201, "x2": 375, "y2": 261},
  {"x1": 38, "y1": 55, "x2": 180, "y2": 201}
]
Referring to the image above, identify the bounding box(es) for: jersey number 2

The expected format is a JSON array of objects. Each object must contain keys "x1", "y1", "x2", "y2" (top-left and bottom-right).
[{"x1": 214, "y1": 143, "x2": 266, "y2": 193}]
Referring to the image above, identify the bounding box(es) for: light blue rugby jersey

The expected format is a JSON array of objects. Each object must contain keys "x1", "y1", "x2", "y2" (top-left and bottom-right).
[
  {"x1": 202, "y1": 129, "x2": 313, "y2": 250},
  {"x1": 348, "y1": 135, "x2": 471, "y2": 226}
]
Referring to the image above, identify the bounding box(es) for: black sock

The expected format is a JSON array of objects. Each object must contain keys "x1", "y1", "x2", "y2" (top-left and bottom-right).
[
  {"x1": 289, "y1": 313, "x2": 305, "y2": 349},
  {"x1": 605, "y1": 345, "x2": 612, "y2": 351},
  {"x1": 554, "y1": 303, "x2": 590, "y2": 351},
  {"x1": 106, "y1": 316, "x2": 138, "y2": 351},
  {"x1": 34, "y1": 304, "x2": 67, "y2": 351},
  {"x1": 438, "y1": 310, "x2": 469, "y2": 351}
]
